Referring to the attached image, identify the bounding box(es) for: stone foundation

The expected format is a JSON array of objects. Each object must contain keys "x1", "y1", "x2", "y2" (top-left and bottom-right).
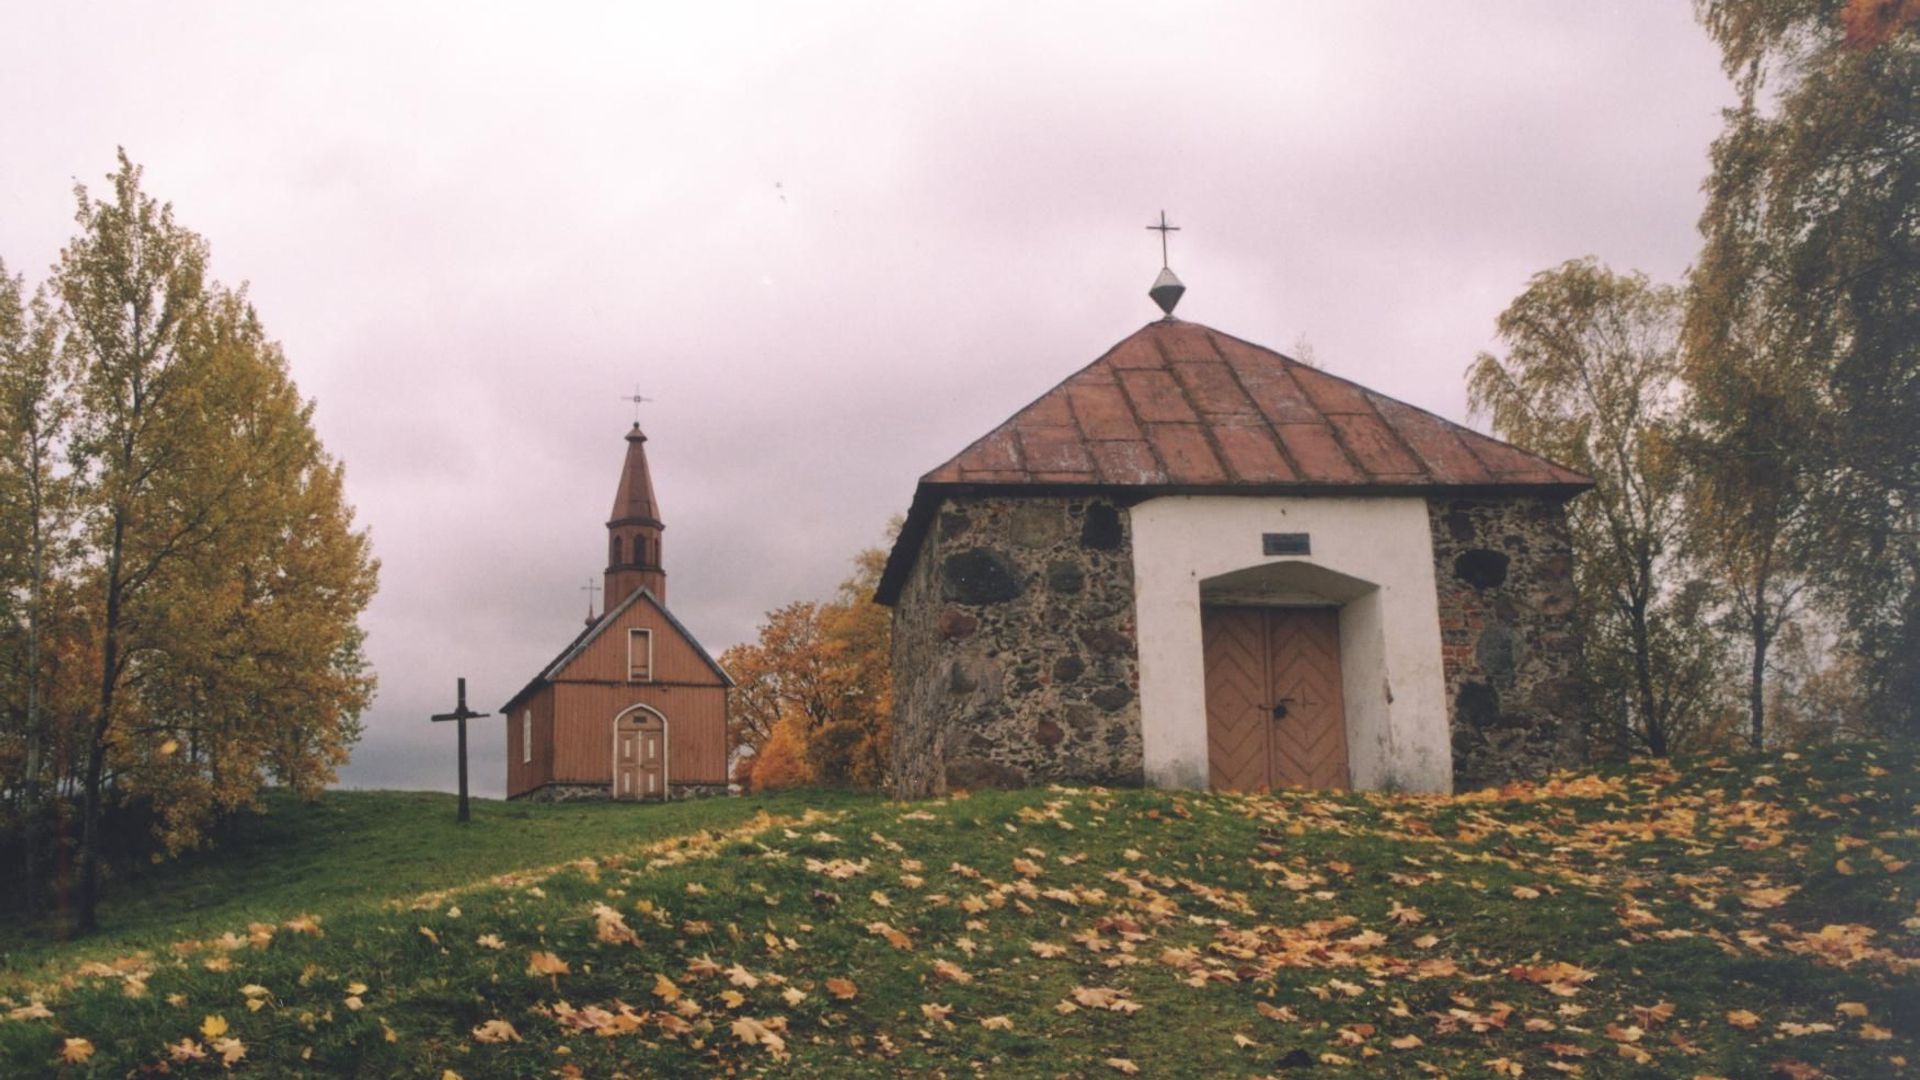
[
  {"x1": 1427, "y1": 497, "x2": 1587, "y2": 789},
  {"x1": 513, "y1": 783, "x2": 610, "y2": 803},
  {"x1": 512, "y1": 782, "x2": 733, "y2": 803},
  {"x1": 888, "y1": 496, "x2": 1144, "y2": 797}
]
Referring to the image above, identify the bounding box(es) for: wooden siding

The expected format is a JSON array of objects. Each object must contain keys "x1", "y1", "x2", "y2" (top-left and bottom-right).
[
  {"x1": 550, "y1": 682, "x2": 729, "y2": 785},
  {"x1": 564, "y1": 593, "x2": 727, "y2": 687},
  {"x1": 505, "y1": 686, "x2": 556, "y2": 798}
]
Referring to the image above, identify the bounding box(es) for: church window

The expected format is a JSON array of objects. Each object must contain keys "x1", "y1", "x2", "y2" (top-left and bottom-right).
[
  {"x1": 521, "y1": 711, "x2": 532, "y2": 764},
  {"x1": 610, "y1": 536, "x2": 622, "y2": 565},
  {"x1": 628, "y1": 628, "x2": 653, "y2": 682},
  {"x1": 634, "y1": 537, "x2": 647, "y2": 565}
]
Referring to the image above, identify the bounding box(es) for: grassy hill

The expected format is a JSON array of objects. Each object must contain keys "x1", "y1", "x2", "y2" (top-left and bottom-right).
[{"x1": 1, "y1": 746, "x2": 1915, "y2": 1077}]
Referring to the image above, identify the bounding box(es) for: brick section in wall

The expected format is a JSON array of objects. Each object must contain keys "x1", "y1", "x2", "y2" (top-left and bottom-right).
[
  {"x1": 1427, "y1": 497, "x2": 1588, "y2": 789},
  {"x1": 888, "y1": 496, "x2": 1144, "y2": 797}
]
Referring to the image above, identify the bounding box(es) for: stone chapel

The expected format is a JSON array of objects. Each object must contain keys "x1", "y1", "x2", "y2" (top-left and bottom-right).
[
  {"x1": 501, "y1": 423, "x2": 731, "y2": 801},
  {"x1": 877, "y1": 278, "x2": 1592, "y2": 798}
]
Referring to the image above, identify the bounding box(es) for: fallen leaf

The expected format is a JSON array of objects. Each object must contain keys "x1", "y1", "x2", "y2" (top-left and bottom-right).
[
  {"x1": 825, "y1": 977, "x2": 858, "y2": 1000},
  {"x1": 212, "y1": 1036, "x2": 247, "y2": 1067},
  {"x1": 472, "y1": 1019, "x2": 521, "y2": 1044},
  {"x1": 60, "y1": 1038, "x2": 94, "y2": 1064},
  {"x1": 1106, "y1": 1058, "x2": 1140, "y2": 1075}
]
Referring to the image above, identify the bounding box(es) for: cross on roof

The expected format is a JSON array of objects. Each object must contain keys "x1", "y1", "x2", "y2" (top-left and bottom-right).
[
  {"x1": 1147, "y1": 210, "x2": 1180, "y2": 268},
  {"x1": 620, "y1": 385, "x2": 653, "y2": 425}
]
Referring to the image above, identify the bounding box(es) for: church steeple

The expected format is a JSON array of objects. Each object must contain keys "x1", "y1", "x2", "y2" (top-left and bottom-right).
[{"x1": 604, "y1": 422, "x2": 665, "y2": 607}]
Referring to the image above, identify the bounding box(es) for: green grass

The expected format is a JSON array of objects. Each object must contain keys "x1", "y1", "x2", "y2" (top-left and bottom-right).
[
  {"x1": 0, "y1": 788, "x2": 860, "y2": 980},
  {"x1": 1, "y1": 745, "x2": 1915, "y2": 1078}
]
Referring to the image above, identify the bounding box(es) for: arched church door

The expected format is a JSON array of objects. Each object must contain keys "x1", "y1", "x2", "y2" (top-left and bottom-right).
[{"x1": 614, "y1": 709, "x2": 667, "y2": 802}]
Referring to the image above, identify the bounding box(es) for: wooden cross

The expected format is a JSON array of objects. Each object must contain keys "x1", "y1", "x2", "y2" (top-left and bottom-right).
[
  {"x1": 429, "y1": 677, "x2": 490, "y2": 823},
  {"x1": 620, "y1": 385, "x2": 653, "y2": 425},
  {"x1": 1147, "y1": 210, "x2": 1180, "y2": 268}
]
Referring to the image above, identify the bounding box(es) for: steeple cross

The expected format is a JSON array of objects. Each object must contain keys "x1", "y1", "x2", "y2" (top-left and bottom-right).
[
  {"x1": 1147, "y1": 210, "x2": 1180, "y2": 268},
  {"x1": 581, "y1": 578, "x2": 602, "y2": 609},
  {"x1": 620, "y1": 385, "x2": 653, "y2": 426}
]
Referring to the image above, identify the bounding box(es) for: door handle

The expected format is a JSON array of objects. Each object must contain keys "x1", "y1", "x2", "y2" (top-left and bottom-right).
[{"x1": 1271, "y1": 698, "x2": 1293, "y2": 720}]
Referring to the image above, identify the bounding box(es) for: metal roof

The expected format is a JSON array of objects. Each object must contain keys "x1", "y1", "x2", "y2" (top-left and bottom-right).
[{"x1": 876, "y1": 318, "x2": 1590, "y2": 605}]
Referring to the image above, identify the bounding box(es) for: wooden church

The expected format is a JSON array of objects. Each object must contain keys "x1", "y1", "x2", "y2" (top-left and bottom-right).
[{"x1": 501, "y1": 422, "x2": 732, "y2": 801}]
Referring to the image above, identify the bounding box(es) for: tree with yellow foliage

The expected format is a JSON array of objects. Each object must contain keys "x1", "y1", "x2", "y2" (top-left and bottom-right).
[
  {"x1": 723, "y1": 544, "x2": 892, "y2": 791},
  {"x1": 0, "y1": 152, "x2": 379, "y2": 932}
]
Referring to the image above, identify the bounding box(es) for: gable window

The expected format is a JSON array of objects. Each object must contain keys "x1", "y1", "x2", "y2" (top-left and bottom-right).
[
  {"x1": 628, "y1": 628, "x2": 653, "y2": 682},
  {"x1": 521, "y1": 711, "x2": 532, "y2": 764}
]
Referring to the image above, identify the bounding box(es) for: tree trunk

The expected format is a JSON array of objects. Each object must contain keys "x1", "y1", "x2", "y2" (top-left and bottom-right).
[
  {"x1": 1747, "y1": 565, "x2": 1770, "y2": 752},
  {"x1": 1629, "y1": 580, "x2": 1666, "y2": 756},
  {"x1": 20, "y1": 515, "x2": 47, "y2": 924},
  {"x1": 74, "y1": 518, "x2": 125, "y2": 936}
]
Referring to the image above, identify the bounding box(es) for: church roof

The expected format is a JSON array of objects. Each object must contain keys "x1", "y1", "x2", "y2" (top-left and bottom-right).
[
  {"x1": 609, "y1": 424, "x2": 661, "y2": 526},
  {"x1": 499, "y1": 586, "x2": 733, "y2": 714},
  {"x1": 876, "y1": 318, "x2": 1589, "y2": 604}
]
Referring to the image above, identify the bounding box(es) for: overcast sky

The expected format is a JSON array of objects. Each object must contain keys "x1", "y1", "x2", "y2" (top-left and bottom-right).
[{"x1": 0, "y1": 3, "x2": 1735, "y2": 797}]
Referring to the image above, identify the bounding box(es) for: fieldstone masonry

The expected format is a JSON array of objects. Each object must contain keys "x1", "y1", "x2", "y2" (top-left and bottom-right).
[
  {"x1": 1427, "y1": 497, "x2": 1587, "y2": 789},
  {"x1": 889, "y1": 496, "x2": 1144, "y2": 797}
]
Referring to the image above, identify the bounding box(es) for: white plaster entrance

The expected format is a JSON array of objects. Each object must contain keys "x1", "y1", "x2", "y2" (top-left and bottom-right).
[{"x1": 1129, "y1": 495, "x2": 1453, "y2": 793}]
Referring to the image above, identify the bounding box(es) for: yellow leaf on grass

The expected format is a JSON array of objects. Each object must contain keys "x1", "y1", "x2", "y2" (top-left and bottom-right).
[
  {"x1": 931, "y1": 959, "x2": 972, "y2": 984},
  {"x1": 60, "y1": 1038, "x2": 95, "y2": 1064},
  {"x1": 527, "y1": 951, "x2": 571, "y2": 977},
  {"x1": 419, "y1": 926, "x2": 439, "y2": 945},
  {"x1": 476, "y1": 934, "x2": 505, "y2": 950},
  {"x1": 213, "y1": 1036, "x2": 247, "y2": 1067},
  {"x1": 1391, "y1": 1035, "x2": 1425, "y2": 1050},
  {"x1": 1726, "y1": 1009, "x2": 1761, "y2": 1030},
  {"x1": 981, "y1": 1015, "x2": 1014, "y2": 1031},
  {"x1": 1233, "y1": 1033, "x2": 1259, "y2": 1048},
  {"x1": 825, "y1": 977, "x2": 858, "y2": 1000},
  {"x1": 1106, "y1": 1058, "x2": 1140, "y2": 1075},
  {"x1": 1837, "y1": 1002, "x2": 1869, "y2": 1018},
  {"x1": 168, "y1": 1039, "x2": 206, "y2": 1063},
  {"x1": 920, "y1": 1002, "x2": 953, "y2": 1023},
  {"x1": 1512, "y1": 886, "x2": 1542, "y2": 900},
  {"x1": 1860, "y1": 1024, "x2": 1894, "y2": 1041},
  {"x1": 472, "y1": 1019, "x2": 520, "y2": 1044},
  {"x1": 200, "y1": 1014, "x2": 230, "y2": 1039},
  {"x1": 719, "y1": 989, "x2": 746, "y2": 1009},
  {"x1": 730, "y1": 1016, "x2": 787, "y2": 1054},
  {"x1": 653, "y1": 973, "x2": 681, "y2": 1002}
]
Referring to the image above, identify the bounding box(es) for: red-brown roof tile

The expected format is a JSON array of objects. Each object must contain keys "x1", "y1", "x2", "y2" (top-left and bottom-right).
[{"x1": 919, "y1": 319, "x2": 1589, "y2": 492}]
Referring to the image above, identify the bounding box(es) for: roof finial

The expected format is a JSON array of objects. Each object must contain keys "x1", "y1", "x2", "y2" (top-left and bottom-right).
[
  {"x1": 619, "y1": 385, "x2": 653, "y2": 428},
  {"x1": 1146, "y1": 210, "x2": 1185, "y2": 318},
  {"x1": 582, "y1": 577, "x2": 602, "y2": 626}
]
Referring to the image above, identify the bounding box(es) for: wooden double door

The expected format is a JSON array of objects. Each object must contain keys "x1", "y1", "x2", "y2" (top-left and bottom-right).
[
  {"x1": 1203, "y1": 606, "x2": 1349, "y2": 791},
  {"x1": 614, "y1": 710, "x2": 667, "y2": 801}
]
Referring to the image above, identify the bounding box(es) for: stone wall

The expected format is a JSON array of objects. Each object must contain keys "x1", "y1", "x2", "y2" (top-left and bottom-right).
[
  {"x1": 888, "y1": 496, "x2": 1144, "y2": 797},
  {"x1": 1427, "y1": 496, "x2": 1587, "y2": 789}
]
